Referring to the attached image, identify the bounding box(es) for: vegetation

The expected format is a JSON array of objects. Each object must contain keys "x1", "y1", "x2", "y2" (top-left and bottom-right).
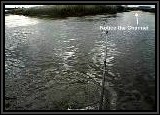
[
  {"x1": 5, "y1": 5, "x2": 155, "y2": 18},
  {"x1": 126, "y1": 6, "x2": 155, "y2": 13},
  {"x1": 6, "y1": 5, "x2": 125, "y2": 18}
]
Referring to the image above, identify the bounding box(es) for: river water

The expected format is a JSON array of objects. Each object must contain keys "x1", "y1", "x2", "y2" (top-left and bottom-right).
[{"x1": 5, "y1": 11, "x2": 155, "y2": 110}]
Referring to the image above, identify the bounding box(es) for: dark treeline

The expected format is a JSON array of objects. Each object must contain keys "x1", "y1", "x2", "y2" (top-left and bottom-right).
[
  {"x1": 6, "y1": 5, "x2": 126, "y2": 18},
  {"x1": 5, "y1": 5, "x2": 155, "y2": 18}
]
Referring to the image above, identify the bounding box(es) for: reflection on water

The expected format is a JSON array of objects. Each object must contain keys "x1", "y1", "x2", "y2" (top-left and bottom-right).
[
  {"x1": 5, "y1": 15, "x2": 39, "y2": 28},
  {"x1": 5, "y1": 11, "x2": 155, "y2": 110}
]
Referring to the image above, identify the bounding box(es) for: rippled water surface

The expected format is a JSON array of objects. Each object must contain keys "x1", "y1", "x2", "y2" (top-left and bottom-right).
[{"x1": 5, "y1": 11, "x2": 155, "y2": 110}]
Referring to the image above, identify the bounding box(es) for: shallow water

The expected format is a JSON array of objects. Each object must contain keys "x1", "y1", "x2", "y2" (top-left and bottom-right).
[{"x1": 5, "y1": 11, "x2": 155, "y2": 110}]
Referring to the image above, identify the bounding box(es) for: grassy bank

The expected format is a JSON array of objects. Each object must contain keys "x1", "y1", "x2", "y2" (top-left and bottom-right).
[{"x1": 7, "y1": 5, "x2": 125, "y2": 18}]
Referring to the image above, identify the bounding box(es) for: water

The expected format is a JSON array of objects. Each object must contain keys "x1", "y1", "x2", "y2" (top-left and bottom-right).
[{"x1": 5, "y1": 11, "x2": 155, "y2": 110}]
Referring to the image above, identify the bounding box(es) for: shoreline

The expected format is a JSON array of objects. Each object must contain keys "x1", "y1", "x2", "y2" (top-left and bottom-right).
[{"x1": 5, "y1": 5, "x2": 125, "y2": 18}]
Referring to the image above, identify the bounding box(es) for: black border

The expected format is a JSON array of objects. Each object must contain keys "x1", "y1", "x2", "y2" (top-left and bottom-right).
[{"x1": 1, "y1": 0, "x2": 159, "y2": 114}]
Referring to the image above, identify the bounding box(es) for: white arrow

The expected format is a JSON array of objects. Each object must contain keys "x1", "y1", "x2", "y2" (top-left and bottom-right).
[{"x1": 135, "y1": 13, "x2": 139, "y2": 26}]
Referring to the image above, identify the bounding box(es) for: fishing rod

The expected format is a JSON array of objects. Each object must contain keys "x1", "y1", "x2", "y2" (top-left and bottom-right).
[{"x1": 99, "y1": 30, "x2": 108, "y2": 110}]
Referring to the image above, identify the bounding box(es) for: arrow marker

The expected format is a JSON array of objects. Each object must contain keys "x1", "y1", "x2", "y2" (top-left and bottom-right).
[{"x1": 135, "y1": 13, "x2": 139, "y2": 26}]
